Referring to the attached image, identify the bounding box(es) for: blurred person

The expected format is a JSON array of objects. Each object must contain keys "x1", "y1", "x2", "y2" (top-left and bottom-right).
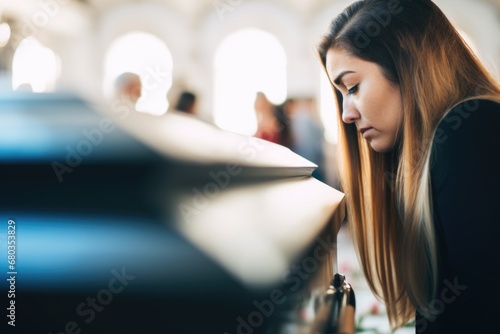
[
  {"x1": 286, "y1": 98, "x2": 325, "y2": 182},
  {"x1": 174, "y1": 90, "x2": 197, "y2": 115},
  {"x1": 318, "y1": 0, "x2": 500, "y2": 333},
  {"x1": 273, "y1": 100, "x2": 292, "y2": 148},
  {"x1": 114, "y1": 72, "x2": 142, "y2": 107},
  {"x1": 15, "y1": 83, "x2": 33, "y2": 92}
]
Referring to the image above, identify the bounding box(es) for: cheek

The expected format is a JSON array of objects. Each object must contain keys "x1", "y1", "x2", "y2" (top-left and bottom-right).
[
  {"x1": 374, "y1": 84, "x2": 401, "y2": 127},
  {"x1": 387, "y1": 90, "x2": 403, "y2": 124},
  {"x1": 359, "y1": 87, "x2": 387, "y2": 121}
]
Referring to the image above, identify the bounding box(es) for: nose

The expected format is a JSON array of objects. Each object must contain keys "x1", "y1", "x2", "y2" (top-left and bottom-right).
[{"x1": 341, "y1": 97, "x2": 360, "y2": 124}]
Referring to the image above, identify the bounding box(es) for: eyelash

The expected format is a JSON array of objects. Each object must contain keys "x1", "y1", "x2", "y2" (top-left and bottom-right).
[{"x1": 347, "y1": 85, "x2": 359, "y2": 95}]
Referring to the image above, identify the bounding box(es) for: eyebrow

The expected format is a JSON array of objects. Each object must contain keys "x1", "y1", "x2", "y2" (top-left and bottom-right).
[{"x1": 333, "y1": 70, "x2": 355, "y2": 85}]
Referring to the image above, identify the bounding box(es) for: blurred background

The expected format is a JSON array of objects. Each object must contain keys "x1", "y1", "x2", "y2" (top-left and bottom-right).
[
  {"x1": 1, "y1": 0, "x2": 499, "y2": 187},
  {"x1": 1, "y1": 1, "x2": 499, "y2": 333}
]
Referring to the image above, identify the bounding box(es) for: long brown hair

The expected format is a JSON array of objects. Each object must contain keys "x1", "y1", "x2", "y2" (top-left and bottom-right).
[{"x1": 317, "y1": 0, "x2": 500, "y2": 329}]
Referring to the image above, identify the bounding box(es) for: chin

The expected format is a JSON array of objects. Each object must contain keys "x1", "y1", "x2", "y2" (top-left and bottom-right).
[{"x1": 370, "y1": 141, "x2": 392, "y2": 153}]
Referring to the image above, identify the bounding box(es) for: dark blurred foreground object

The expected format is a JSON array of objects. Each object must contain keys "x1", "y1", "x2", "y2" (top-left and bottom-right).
[
  {"x1": 0, "y1": 92, "x2": 349, "y2": 333},
  {"x1": 309, "y1": 274, "x2": 356, "y2": 334}
]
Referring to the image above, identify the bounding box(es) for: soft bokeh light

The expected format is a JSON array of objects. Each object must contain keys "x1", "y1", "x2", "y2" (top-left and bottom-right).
[
  {"x1": 319, "y1": 70, "x2": 339, "y2": 144},
  {"x1": 0, "y1": 22, "x2": 11, "y2": 48},
  {"x1": 12, "y1": 37, "x2": 60, "y2": 92},
  {"x1": 213, "y1": 28, "x2": 287, "y2": 136},
  {"x1": 103, "y1": 31, "x2": 173, "y2": 116}
]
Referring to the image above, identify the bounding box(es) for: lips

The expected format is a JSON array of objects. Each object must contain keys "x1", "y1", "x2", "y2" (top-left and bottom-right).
[{"x1": 360, "y1": 127, "x2": 372, "y2": 135}]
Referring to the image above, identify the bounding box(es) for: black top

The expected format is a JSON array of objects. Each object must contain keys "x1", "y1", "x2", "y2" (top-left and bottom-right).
[{"x1": 418, "y1": 99, "x2": 500, "y2": 333}]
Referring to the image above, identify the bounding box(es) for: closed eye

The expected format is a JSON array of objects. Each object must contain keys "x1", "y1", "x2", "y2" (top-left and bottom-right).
[{"x1": 347, "y1": 85, "x2": 359, "y2": 95}]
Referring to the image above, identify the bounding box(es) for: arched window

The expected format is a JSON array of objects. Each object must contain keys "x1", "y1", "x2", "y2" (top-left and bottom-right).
[
  {"x1": 12, "y1": 37, "x2": 60, "y2": 92},
  {"x1": 103, "y1": 31, "x2": 173, "y2": 115},
  {"x1": 213, "y1": 28, "x2": 287, "y2": 135}
]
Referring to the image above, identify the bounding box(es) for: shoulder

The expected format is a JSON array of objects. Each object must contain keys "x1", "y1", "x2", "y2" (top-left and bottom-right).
[
  {"x1": 432, "y1": 99, "x2": 500, "y2": 156},
  {"x1": 430, "y1": 99, "x2": 500, "y2": 189},
  {"x1": 434, "y1": 99, "x2": 500, "y2": 145}
]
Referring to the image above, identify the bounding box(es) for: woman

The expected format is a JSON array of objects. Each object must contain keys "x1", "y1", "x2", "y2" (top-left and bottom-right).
[{"x1": 317, "y1": 0, "x2": 500, "y2": 332}]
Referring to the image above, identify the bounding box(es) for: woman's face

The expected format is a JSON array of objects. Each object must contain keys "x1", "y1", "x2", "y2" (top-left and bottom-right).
[{"x1": 325, "y1": 48, "x2": 403, "y2": 152}]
